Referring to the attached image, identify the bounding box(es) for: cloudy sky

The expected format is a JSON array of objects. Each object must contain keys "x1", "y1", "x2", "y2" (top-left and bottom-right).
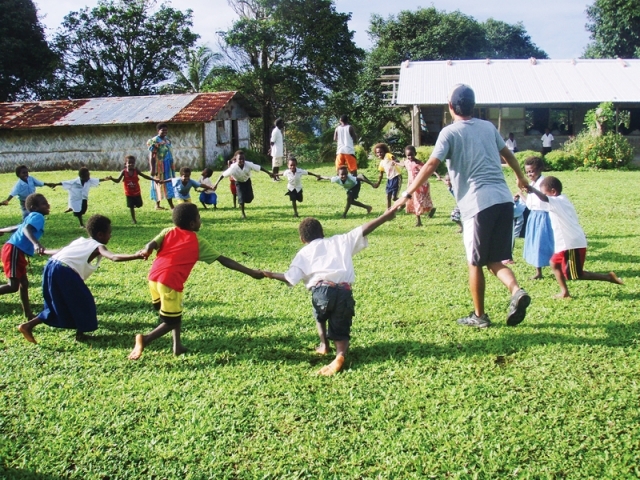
[{"x1": 33, "y1": 0, "x2": 593, "y2": 59}]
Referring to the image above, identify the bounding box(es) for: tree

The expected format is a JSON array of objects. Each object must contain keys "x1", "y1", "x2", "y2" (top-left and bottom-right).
[
  {"x1": 51, "y1": 0, "x2": 198, "y2": 98},
  {"x1": 165, "y1": 46, "x2": 223, "y2": 93},
  {"x1": 483, "y1": 19, "x2": 548, "y2": 59},
  {"x1": 0, "y1": 0, "x2": 58, "y2": 101},
  {"x1": 584, "y1": 0, "x2": 640, "y2": 58},
  {"x1": 219, "y1": 0, "x2": 364, "y2": 154}
]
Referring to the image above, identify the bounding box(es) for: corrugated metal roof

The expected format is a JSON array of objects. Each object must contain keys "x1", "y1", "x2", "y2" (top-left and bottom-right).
[
  {"x1": 0, "y1": 92, "x2": 252, "y2": 130},
  {"x1": 395, "y1": 59, "x2": 640, "y2": 106}
]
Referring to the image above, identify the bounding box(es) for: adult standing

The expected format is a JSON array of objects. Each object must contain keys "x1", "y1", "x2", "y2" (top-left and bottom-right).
[
  {"x1": 541, "y1": 128, "x2": 554, "y2": 155},
  {"x1": 147, "y1": 123, "x2": 175, "y2": 210},
  {"x1": 270, "y1": 118, "x2": 285, "y2": 180},
  {"x1": 505, "y1": 132, "x2": 518, "y2": 153},
  {"x1": 392, "y1": 84, "x2": 531, "y2": 328},
  {"x1": 334, "y1": 114, "x2": 358, "y2": 175}
]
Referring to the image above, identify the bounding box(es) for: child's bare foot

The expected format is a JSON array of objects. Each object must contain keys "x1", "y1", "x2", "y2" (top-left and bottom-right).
[
  {"x1": 609, "y1": 272, "x2": 624, "y2": 285},
  {"x1": 366, "y1": 206, "x2": 373, "y2": 214},
  {"x1": 132, "y1": 219, "x2": 137, "y2": 225},
  {"x1": 553, "y1": 292, "x2": 571, "y2": 299},
  {"x1": 155, "y1": 206, "x2": 166, "y2": 211},
  {"x1": 293, "y1": 213, "x2": 299, "y2": 218},
  {"x1": 315, "y1": 344, "x2": 330, "y2": 355},
  {"x1": 415, "y1": 219, "x2": 422, "y2": 227},
  {"x1": 530, "y1": 274, "x2": 543, "y2": 280},
  {"x1": 63, "y1": 208, "x2": 72, "y2": 213},
  {"x1": 317, "y1": 355, "x2": 345, "y2": 376},
  {"x1": 341, "y1": 214, "x2": 347, "y2": 219},
  {"x1": 128, "y1": 334, "x2": 145, "y2": 360},
  {"x1": 18, "y1": 324, "x2": 37, "y2": 344},
  {"x1": 174, "y1": 345, "x2": 188, "y2": 356}
]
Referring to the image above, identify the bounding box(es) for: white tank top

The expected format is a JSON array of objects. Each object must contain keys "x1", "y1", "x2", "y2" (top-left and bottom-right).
[
  {"x1": 52, "y1": 237, "x2": 103, "y2": 280},
  {"x1": 336, "y1": 125, "x2": 355, "y2": 154}
]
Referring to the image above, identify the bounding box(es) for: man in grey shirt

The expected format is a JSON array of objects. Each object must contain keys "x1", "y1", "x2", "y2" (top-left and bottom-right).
[{"x1": 393, "y1": 84, "x2": 531, "y2": 328}]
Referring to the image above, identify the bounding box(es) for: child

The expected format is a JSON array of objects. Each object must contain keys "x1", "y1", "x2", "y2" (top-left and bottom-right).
[
  {"x1": 526, "y1": 176, "x2": 623, "y2": 298},
  {"x1": 521, "y1": 156, "x2": 554, "y2": 279},
  {"x1": 403, "y1": 145, "x2": 435, "y2": 226},
  {"x1": 318, "y1": 166, "x2": 375, "y2": 219},
  {"x1": 262, "y1": 209, "x2": 396, "y2": 376},
  {"x1": 278, "y1": 155, "x2": 320, "y2": 217},
  {"x1": 17, "y1": 215, "x2": 146, "y2": 344},
  {"x1": 128, "y1": 203, "x2": 264, "y2": 359},
  {"x1": 0, "y1": 194, "x2": 50, "y2": 319},
  {"x1": 212, "y1": 150, "x2": 275, "y2": 219},
  {"x1": 53, "y1": 167, "x2": 112, "y2": 227},
  {"x1": 227, "y1": 158, "x2": 238, "y2": 209},
  {"x1": 503, "y1": 193, "x2": 527, "y2": 264},
  {"x1": 198, "y1": 168, "x2": 217, "y2": 209},
  {"x1": 110, "y1": 155, "x2": 159, "y2": 224},
  {"x1": 1, "y1": 166, "x2": 56, "y2": 219},
  {"x1": 169, "y1": 167, "x2": 214, "y2": 204},
  {"x1": 439, "y1": 173, "x2": 462, "y2": 233},
  {"x1": 373, "y1": 143, "x2": 403, "y2": 209}
]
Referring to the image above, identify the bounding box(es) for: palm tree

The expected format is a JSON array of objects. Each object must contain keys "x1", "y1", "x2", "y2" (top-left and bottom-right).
[{"x1": 170, "y1": 46, "x2": 222, "y2": 93}]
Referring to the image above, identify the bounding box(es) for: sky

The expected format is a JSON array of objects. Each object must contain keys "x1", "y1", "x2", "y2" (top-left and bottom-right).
[{"x1": 33, "y1": 0, "x2": 593, "y2": 59}]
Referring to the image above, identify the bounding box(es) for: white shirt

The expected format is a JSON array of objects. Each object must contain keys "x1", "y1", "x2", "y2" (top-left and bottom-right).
[
  {"x1": 199, "y1": 176, "x2": 214, "y2": 190},
  {"x1": 270, "y1": 127, "x2": 284, "y2": 158},
  {"x1": 282, "y1": 168, "x2": 308, "y2": 192},
  {"x1": 61, "y1": 178, "x2": 100, "y2": 212},
  {"x1": 546, "y1": 195, "x2": 587, "y2": 252},
  {"x1": 505, "y1": 138, "x2": 517, "y2": 152},
  {"x1": 222, "y1": 161, "x2": 261, "y2": 183},
  {"x1": 53, "y1": 237, "x2": 103, "y2": 280},
  {"x1": 541, "y1": 133, "x2": 554, "y2": 147},
  {"x1": 284, "y1": 226, "x2": 368, "y2": 289},
  {"x1": 335, "y1": 124, "x2": 355, "y2": 154},
  {"x1": 525, "y1": 176, "x2": 550, "y2": 211}
]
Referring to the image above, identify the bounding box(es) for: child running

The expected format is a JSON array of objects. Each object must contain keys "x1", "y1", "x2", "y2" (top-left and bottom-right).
[
  {"x1": 521, "y1": 157, "x2": 554, "y2": 279},
  {"x1": 526, "y1": 176, "x2": 623, "y2": 298},
  {"x1": 198, "y1": 168, "x2": 217, "y2": 209},
  {"x1": 53, "y1": 167, "x2": 112, "y2": 227},
  {"x1": 439, "y1": 173, "x2": 462, "y2": 232},
  {"x1": 17, "y1": 215, "x2": 146, "y2": 344},
  {"x1": 0, "y1": 193, "x2": 50, "y2": 319},
  {"x1": 110, "y1": 155, "x2": 159, "y2": 224},
  {"x1": 262, "y1": 209, "x2": 396, "y2": 376},
  {"x1": 403, "y1": 146, "x2": 435, "y2": 226},
  {"x1": 168, "y1": 167, "x2": 215, "y2": 204},
  {"x1": 318, "y1": 166, "x2": 375, "y2": 218},
  {"x1": 1, "y1": 166, "x2": 56, "y2": 219},
  {"x1": 227, "y1": 158, "x2": 238, "y2": 209},
  {"x1": 373, "y1": 143, "x2": 403, "y2": 209},
  {"x1": 128, "y1": 203, "x2": 264, "y2": 359},
  {"x1": 278, "y1": 155, "x2": 320, "y2": 217}
]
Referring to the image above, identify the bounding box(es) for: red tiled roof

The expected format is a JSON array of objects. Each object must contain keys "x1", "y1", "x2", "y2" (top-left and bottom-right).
[
  {"x1": 172, "y1": 92, "x2": 237, "y2": 123},
  {"x1": 0, "y1": 99, "x2": 89, "y2": 130}
]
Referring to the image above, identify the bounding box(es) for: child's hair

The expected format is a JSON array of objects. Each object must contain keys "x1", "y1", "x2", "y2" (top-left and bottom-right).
[
  {"x1": 299, "y1": 217, "x2": 324, "y2": 243},
  {"x1": 374, "y1": 143, "x2": 390, "y2": 155},
  {"x1": 233, "y1": 149, "x2": 245, "y2": 159},
  {"x1": 172, "y1": 203, "x2": 199, "y2": 229},
  {"x1": 78, "y1": 167, "x2": 90, "y2": 178},
  {"x1": 180, "y1": 167, "x2": 191, "y2": 176},
  {"x1": 405, "y1": 145, "x2": 416, "y2": 155},
  {"x1": 275, "y1": 118, "x2": 283, "y2": 127},
  {"x1": 157, "y1": 123, "x2": 168, "y2": 131},
  {"x1": 287, "y1": 154, "x2": 297, "y2": 164},
  {"x1": 202, "y1": 167, "x2": 213, "y2": 177},
  {"x1": 125, "y1": 155, "x2": 136, "y2": 163},
  {"x1": 340, "y1": 114, "x2": 349, "y2": 123},
  {"x1": 540, "y1": 176, "x2": 562, "y2": 194},
  {"x1": 15, "y1": 165, "x2": 28, "y2": 176},
  {"x1": 25, "y1": 193, "x2": 46, "y2": 212},
  {"x1": 337, "y1": 165, "x2": 349, "y2": 174},
  {"x1": 86, "y1": 215, "x2": 111, "y2": 238},
  {"x1": 524, "y1": 156, "x2": 544, "y2": 171}
]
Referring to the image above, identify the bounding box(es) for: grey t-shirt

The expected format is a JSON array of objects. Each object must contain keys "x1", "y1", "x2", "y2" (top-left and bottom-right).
[{"x1": 431, "y1": 118, "x2": 513, "y2": 221}]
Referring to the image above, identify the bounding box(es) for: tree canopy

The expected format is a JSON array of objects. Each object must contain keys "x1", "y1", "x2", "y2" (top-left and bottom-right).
[
  {"x1": 164, "y1": 46, "x2": 223, "y2": 94},
  {"x1": 584, "y1": 0, "x2": 640, "y2": 58}
]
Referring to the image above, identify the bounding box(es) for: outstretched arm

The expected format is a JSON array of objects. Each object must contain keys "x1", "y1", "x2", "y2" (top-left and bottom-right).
[
  {"x1": 259, "y1": 166, "x2": 275, "y2": 179},
  {"x1": 362, "y1": 208, "x2": 396, "y2": 236},
  {"x1": 525, "y1": 184, "x2": 549, "y2": 203},
  {"x1": 500, "y1": 146, "x2": 528, "y2": 191},
  {"x1": 98, "y1": 245, "x2": 146, "y2": 262},
  {"x1": 217, "y1": 255, "x2": 264, "y2": 279},
  {"x1": 262, "y1": 271, "x2": 292, "y2": 286},
  {"x1": 99, "y1": 176, "x2": 113, "y2": 182},
  {"x1": 0, "y1": 225, "x2": 18, "y2": 235},
  {"x1": 0, "y1": 195, "x2": 13, "y2": 205},
  {"x1": 138, "y1": 170, "x2": 160, "y2": 182},
  {"x1": 110, "y1": 172, "x2": 125, "y2": 183},
  {"x1": 212, "y1": 175, "x2": 226, "y2": 191},
  {"x1": 136, "y1": 240, "x2": 158, "y2": 259},
  {"x1": 373, "y1": 171, "x2": 383, "y2": 188},
  {"x1": 391, "y1": 156, "x2": 440, "y2": 211},
  {"x1": 357, "y1": 174, "x2": 375, "y2": 187},
  {"x1": 23, "y1": 225, "x2": 44, "y2": 255}
]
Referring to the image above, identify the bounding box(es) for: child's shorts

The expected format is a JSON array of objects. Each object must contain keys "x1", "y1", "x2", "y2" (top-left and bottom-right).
[
  {"x1": 311, "y1": 282, "x2": 355, "y2": 341},
  {"x1": 386, "y1": 176, "x2": 401, "y2": 196},
  {"x1": 149, "y1": 281, "x2": 183, "y2": 324},
  {"x1": 200, "y1": 191, "x2": 217, "y2": 205},
  {"x1": 236, "y1": 179, "x2": 254, "y2": 204},
  {"x1": 73, "y1": 199, "x2": 88, "y2": 217},
  {"x1": 346, "y1": 181, "x2": 362, "y2": 200},
  {"x1": 551, "y1": 248, "x2": 586, "y2": 280},
  {"x1": 335, "y1": 153, "x2": 357, "y2": 173},
  {"x1": 1, "y1": 243, "x2": 27, "y2": 279},
  {"x1": 126, "y1": 195, "x2": 143, "y2": 209},
  {"x1": 285, "y1": 189, "x2": 303, "y2": 202}
]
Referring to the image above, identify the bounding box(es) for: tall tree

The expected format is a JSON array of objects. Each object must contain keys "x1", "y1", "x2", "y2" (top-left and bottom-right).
[
  {"x1": 0, "y1": 0, "x2": 57, "y2": 101},
  {"x1": 219, "y1": 0, "x2": 364, "y2": 154},
  {"x1": 165, "y1": 45, "x2": 223, "y2": 93},
  {"x1": 584, "y1": 0, "x2": 640, "y2": 58},
  {"x1": 483, "y1": 19, "x2": 548, "y2": 59},
  {"x1": 51, "y1": 0, "x2": 198, "y2": 98}
]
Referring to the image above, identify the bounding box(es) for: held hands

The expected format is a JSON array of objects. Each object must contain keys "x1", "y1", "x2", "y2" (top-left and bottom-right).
[
  {"x1": 136, "y1": 246, "x2": 154, "y2": 259},
  {"x1": 390, "y1": 196, "x2": 409, "y2": 212},
  {"x1": 34, "y1": 242, "x2": 45, "y2": 255},
  {"x1": 0, "y1": 200, "x2": 8, "y2": 206},
  {"x1": 250, "y1": 269, "x2": 265, "y2": 280}
]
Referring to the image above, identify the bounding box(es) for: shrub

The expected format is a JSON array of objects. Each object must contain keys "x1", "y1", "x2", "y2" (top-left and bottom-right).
[
  {"x1": 563, "y1": 131, "x2": 634, "y2": 169},
  {"x1": 415, "y1": 145, "x2": 434, "y2": 162},
  {"x1": 543, "y1": 151, "x2": 578, "y2": 171},
  {"x1": 515, "y1": 150, "x2": 541, "y2": 167},
  {"x1": 355, "y1": 145, "x2": 369, "y2": 169}
]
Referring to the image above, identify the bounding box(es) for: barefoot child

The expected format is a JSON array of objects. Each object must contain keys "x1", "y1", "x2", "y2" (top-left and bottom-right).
[
  {"x1": 279, "y1": 156, "x2": 320, "y2": 217},
  {"x1": 52, "y1": 167, "x2": 112, "y2": 227},
  {"x1": 262, "y1": 209, "x2": 396, "y2": 376},
  {"x1": 373, "y1": 143, "x2": 403, "y2": 209},
  {"x1": 0, "y1": 194, "x2": 50, "y2": 318},
  {"x1": 1, "y1": 166, "x2": 56, "y2": 219},
  {"x1": 110, "y1": 155, "x2": 159, "y2": 224},
  {"x1": 526, "y1": 176, "x2": 623, "y2": 298},
  {"x1": 128, "y1": 203, "x2": 264, "y2": 360},
  {"x1": 318, "y1": 166, "x2": 375, "y2": 219},
  {"x1": 168, "y1": 167, "x2": 215, "y2": 204},
  {"x1": 198, "y1": 168, "x2": 217, "y2": 209},
  {"x1": 403, "y1": 145, "x2": 435, "y2": 226},
  {"x1": 17, "y1": 215, "x2": 145, "y2": 344}
]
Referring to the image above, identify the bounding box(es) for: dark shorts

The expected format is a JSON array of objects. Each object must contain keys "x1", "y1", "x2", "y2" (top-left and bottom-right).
[
  {"x1": 236, "y1": 179, "x2": 254, "y2": 205},
  {"x1": 126, "y1": 195, "x2": 143, "y2": 209},
  {"x1": 2, "y1": 243, "x2": 27, "y2": 279},
  {"x1": 311, "y1": 284, "x2": 355, "y2": 341},
  {"x1": 385, "y1": 176, "x2": 401, "y2": 196},
  {"x1": 542, "y1": 147, "x2": 552, "y2": 155},
  {"x1": 285, "y1": 189, "x2": 303, "y2": 202},
  {"x1": 551, "y1": 248, "x2": 586, "y2": 280},
  {"x1": 73, "y1": 199, "x2": 88, "y2": 217},
  {"x1": 346, "y1": 180, "x2": 362, "y2": 200},
  {"x1": 462, "y1": 202, "x2": 513, "y2": 266}
]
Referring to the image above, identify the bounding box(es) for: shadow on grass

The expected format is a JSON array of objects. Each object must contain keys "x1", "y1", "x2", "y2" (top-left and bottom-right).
[{"x1": 0, "y1": 468, "x2": 66, "y2": 479}]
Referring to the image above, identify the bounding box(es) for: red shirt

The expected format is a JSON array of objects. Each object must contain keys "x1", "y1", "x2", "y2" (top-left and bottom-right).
[
  {"x1": 123, "y1": 169, "x2": 141, "y2": 197},
  {"x1": 148, "y1": 228, "x2": 200, "y2": 292}
]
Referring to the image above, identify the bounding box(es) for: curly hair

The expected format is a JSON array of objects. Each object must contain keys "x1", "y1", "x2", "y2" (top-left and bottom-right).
[
  {"x1": 374, "y1": 143, "x2": 390, "y2": 156},
  {"x1": 298, "y1": 217, "x2": 324, "y2": 243},
  {"x1": 179, "y1": 166, "x2": 191, "y2": 176},
  {"x1": 524, "y1": 156, "x2": 545, "y2": 171},
  {"x1": 78, "y1": 167, "x2": 90, "y2": 178},
  {"x1": 156, "y1": 123, "x2": 168, "y2": 131},
  {"x1": 202, "y1": 167, "x2": 213, "y2": 177},
  {"x1": 15, "y1": 165, "x2": 28, "y2": 177},
  {"x1": 86, "y1": 215, "x2": 111, "y2": 238},
  {"x1": 540, "y1": 176, "x2": 563, "y2": 194},
  {"x1": 172, "y1": 203, "x2": 199, "y2": 229},
  {"x1": 24, "y1": 193, "x2": 47, "y2": 213}
]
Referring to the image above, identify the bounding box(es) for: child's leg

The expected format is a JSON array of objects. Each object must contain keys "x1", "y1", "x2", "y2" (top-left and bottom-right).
[
  {"x1": 386, "y1": 192, "x2": 392, "y2": 209},
  {"x1": 318, "y1": 339, "x2": 349, "y2": 376},
  {"x1": 578, "y1": 271, "x2": 624, "y2": 284},
  {"x1": 130, "y1": 207, "x2": 137, "y2": 224},
  {"x1": 350, "y1": 199, "x2": 372, "y2": 213},
  {"x1": 172, "y1": 323, "x2": 187, "y2": 355},
  {"x1": 292, "y1": 199, "x2": 299, "y2": 218},
  {"x1": 551, "y1": 260, "x2": 570, "y2": 298},
  {"x1": 531, "y1": 267, "x2": 543, "y2": 280},
  {"x1": 200, "y1": 201, "x2": 207, "y2": 209},
  {"x1": 18, "y1": 276, "x2": 33, "y2": 318},
  {"x1": 0, "y1": 277, "x2": 20, "y2": 296},
  {"x1": 239, "y1": 202, "x2": 246, "y2": 219},
  {"x1": 167, "y1": 198, "x2": 175, "y2": 210},
  {"x1": 316, "y1": 321, "x2": 330, "y2": 354},
  {"x1": 128, "y1": 321, "x2": 178, "y2": 359},
  {"x1": 415, "y1": 214, "x2": 422, "y2": 227},
  {"x1": 18, "y1": 315, "x2": 43, "y2": 344}
]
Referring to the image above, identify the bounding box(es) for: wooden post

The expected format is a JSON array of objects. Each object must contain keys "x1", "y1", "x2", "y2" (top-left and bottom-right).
[{"x1": 412, "y1": 105, "x2": 421, "y2": 147}]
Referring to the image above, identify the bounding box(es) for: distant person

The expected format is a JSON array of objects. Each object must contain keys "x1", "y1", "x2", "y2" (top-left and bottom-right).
[
  {"x1": 526, "y1": 176, "x2": 623, "y2": 298},
  {"x1": 403, "y1": 145, "x2": 435, "y2": 227},
  {"x1": 318, "y1": 166, "x2": 375, "y2": 219},
  {"x1": 110, "y1": 155, "x2": 160, "y2": 224},
  {"x1": 0, "y1": 166, "x2": 56, "y2": 219},
  {"x1": 334, "y1": 114, "x2": 358, "y2": 175},
  {"x1": 278, "y1": 155, "x2": 320, "y2": 218},
  {"x1": 52, "y1": 167, "x2": 112, "y2": 228},
  {"x1": 373, "y1": 143, "x2": 403, "y2": 209},
  {"x1": 541, "y1": 128, "x2": 554, "y2": 155},
  {"x1": 270, "y1": 118, "x2": 285, "y2": 180},
  {"x1": 147, "y1": 123, "x2": 176, "y2": 210},
  {"x1": 505, "y1": 132, "x2": 518, "y2": 153},
  {"x1": 198, "y1": 168, "x2": 217, "y2": 210}
]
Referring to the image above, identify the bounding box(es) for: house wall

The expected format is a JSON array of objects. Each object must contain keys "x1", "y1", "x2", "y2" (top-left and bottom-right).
[{"x1": 202, "y1": 102, "x2": 252, "y2": 168}]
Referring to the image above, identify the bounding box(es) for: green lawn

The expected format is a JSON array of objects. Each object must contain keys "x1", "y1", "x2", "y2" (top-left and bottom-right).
[{"x1": 1, "y1": 166, "x2": 639, "y2": 479}]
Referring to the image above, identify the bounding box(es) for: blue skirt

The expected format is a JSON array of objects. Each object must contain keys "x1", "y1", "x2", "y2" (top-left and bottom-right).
[
  {"x1": 523, "y1": 210, "x2": 555, "y2": 268},
  {"x1": 199, "y1": 191, "x2": 217, "y2": 205},
  {"x1": 38, "y1": 259, "x2": 98, "y2": 332}
]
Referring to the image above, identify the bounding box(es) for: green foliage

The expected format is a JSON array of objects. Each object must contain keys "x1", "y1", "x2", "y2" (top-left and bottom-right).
[
  {"x1": 584, "y1": 0, "x2": 640, "y2": 58},
  {"x1": 50, "y1": 0, "x2": 198, "y2": 98},
  {"x1": 584, "y1": 101, "x2": 631, "y2": 134},
  {"x1": 515, "y1": 149, "x2": 542, "y2": 167},
  {"x1": 482, "y1": 18, "x2": 548, "y2": 59},
  {"x1": 163, "y1": 45, "x2": 223, "y2": 94},
  {"x1": 415, "y1": 145, "x2": 435, "y2": 162},
  {"x1": 354, "y1": 144, "x2": 369, "y2": 169},
  {"x1": 241, "y1": 148, "x2": 270, "y2": 166},
  {"x1": 542, "y1": 150, "x2": 579, "y2": 171},
  {"x1": 564, "y1": 131, "x2": 635, "y2": 169},
  {"x1": 0, "y1": 0, "x2": 58, "y2": 101}
]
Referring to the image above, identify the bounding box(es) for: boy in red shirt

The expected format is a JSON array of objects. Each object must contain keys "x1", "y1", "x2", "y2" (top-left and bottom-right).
[
  {"x1": 128, "y1": 203, "x2": 264, "y2": 359},
  {"x1": 111, "y1": 155, "x2": 160, "y2": 224}
]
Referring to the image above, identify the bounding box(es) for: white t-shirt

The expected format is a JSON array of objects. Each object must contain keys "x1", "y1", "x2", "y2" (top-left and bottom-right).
[
  {"x1": 61, "y1": 178, "x2": 100, "y2": 212},
  {"x1": 541, "y1": 133, "x2": 554, "y2": 147},
  {"x1": 525, "y1": 176, "x2": 550, "y2": 211},
  {"x1": 284, "y1": 226, "x2": 368, "y2": 289},
  {"x1": 335, "y1": 125, "x2": 355, "y2": 155},
  {"x1": 282, "y1": 168, "x2": 308, "y2": 192},
  {"x1": 222, "y1": 161, "x2": 261, "y2": 183},
  {"x1": 270, "y1": 127, "x2": 284, "y2": 158},
  {"x1": 505, "y1": 138, "x2": 517, "y2": 152},
  {"x1": 546, "y1": 195, "x2": 587, "y2": 252},
  {"x1": 53, "y1": 237, "x2": 103, "y2": 280}
]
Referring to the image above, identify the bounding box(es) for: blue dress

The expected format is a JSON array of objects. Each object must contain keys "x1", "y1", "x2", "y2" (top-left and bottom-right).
[{"x1": 523, "y1": 210, "x2": 554, "y2": 267}]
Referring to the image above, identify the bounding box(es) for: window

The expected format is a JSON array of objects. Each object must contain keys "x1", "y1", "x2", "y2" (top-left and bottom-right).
[{"x1": 526, "y1": 108, "x2": 574, "y2": 135}]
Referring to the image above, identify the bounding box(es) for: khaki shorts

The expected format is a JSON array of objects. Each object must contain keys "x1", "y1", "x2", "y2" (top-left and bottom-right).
[{"x1": 272, "y1": 156, "x2": 284, "y2": 168}]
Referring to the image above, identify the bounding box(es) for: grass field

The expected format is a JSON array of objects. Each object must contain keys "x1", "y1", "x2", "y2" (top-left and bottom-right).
[{"x1": 0, "y1": 165, "x2": 639, "y2": 479}]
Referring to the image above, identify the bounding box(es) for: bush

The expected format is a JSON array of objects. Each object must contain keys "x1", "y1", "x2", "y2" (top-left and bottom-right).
[
  {"x1": 542, "y1": 151, "x2": 578, "y2": 171},
  {"x1": 415, "y1": 145, "x2": 434, "y2": 162},
  {"x1": 514, "y1": 150, "x2": 541, "y2": 167},
  {"x1": 563, "y1": 131, "x2": 634, "y2": 169},
  {"x1": 354, "y1": 144, "x2": 369, "y2": 169}
]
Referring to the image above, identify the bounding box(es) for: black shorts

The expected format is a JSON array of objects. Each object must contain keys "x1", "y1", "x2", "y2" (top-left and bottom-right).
[
  {"x1": 126, "y1": 195, "x2": 143, "y2": 209},
  {"x1": 346, "y1": 181, "x2": 362, "y2": 200},
  {"x1": 285, "y1": 189, "x2": 303, "y2": 202},
  {"x1": 236, "y1": 179, "x2": 254, "y2": 205},
  {"x1": 463, "y1": 202, "x2": 513, "y2": 266},
  {"x1": 311, "y1": 284, "x2": 355, "y2": 341},
  {"x1": 386, "y1": 176, "x2": 401, "y2": 196},
  {"x1": 73, "y1": 199, "x2": 88, "y2": 217}
]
